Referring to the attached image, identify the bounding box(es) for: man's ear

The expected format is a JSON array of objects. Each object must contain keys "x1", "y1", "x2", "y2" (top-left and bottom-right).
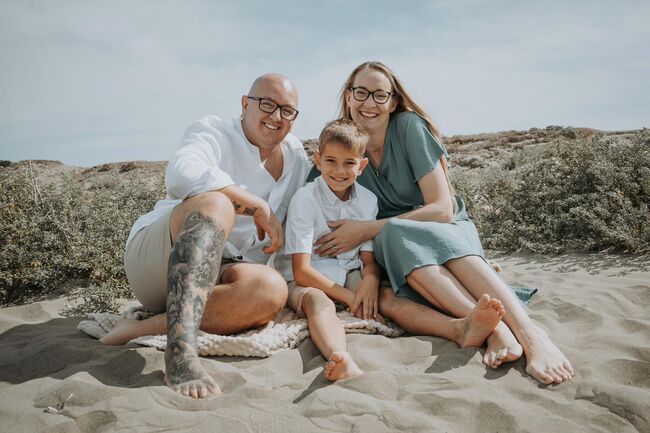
[
  {"x1": 314, "y1": 151, "x2": 322, "y2": 171},
  {"x1": 358, "y1": 157, "x2": 369, "y2": 174},
  {"x1": 241, "y1": 95, "x2": 248, "y2": 115}
]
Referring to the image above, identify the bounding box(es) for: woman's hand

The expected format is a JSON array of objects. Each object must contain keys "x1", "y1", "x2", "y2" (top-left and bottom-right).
[{"x1": 314, "y1": 219, "x2": 373, "y2": 257}]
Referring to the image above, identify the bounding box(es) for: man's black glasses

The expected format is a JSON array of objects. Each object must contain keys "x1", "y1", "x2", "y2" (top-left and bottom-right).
[{"x1": 247, "y1": 96, "x2": 299, "y2": 120}]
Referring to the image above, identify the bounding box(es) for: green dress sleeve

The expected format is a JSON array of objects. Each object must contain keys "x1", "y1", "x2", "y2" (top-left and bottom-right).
[{"x1": 395, "y1": 112, "x2": 447, "y2": 182}]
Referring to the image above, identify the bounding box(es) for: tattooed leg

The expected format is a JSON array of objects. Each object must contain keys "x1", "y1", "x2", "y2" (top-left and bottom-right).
[{"x1": 164, "y1": 210, "x2": 225, "y2": 399}]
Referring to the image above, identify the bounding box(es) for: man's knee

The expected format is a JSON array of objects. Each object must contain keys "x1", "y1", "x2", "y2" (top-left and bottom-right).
[
  {"x1": 301, "y1": 289, "x2": 335, "y2": 316},
  {"x1": 246, "y1": 269, "x2": 287, "y2": 324},
  {"x1": 171, "y1": 191, "x2": 235, "y2": 241}
]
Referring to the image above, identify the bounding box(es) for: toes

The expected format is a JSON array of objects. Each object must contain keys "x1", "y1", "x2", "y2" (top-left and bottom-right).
[
  {"x1": 189, "y1": 385, "x2": 199, "y2": 399},
  {"x1": 197, "y1": 385, "x2": 208, "y2": 399},
  {"x1": 549, "y1": 369, "x2": 564, "y2": 383},
  {"x1": 483, "y1": 352, "x2": 496, "y2": 368},
  {"x1": 477, "y1": 294, "x2": 490, "y2": 308},
  {"x1": 180, "y1": 384, "x2": 190, "y2": 397},
  {"x1": 564, "y1": 360, "x2": 575, "y2": 376}
]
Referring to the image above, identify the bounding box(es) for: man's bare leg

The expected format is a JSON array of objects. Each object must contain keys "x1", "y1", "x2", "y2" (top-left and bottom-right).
[
  {"x1": 378, "y1": 288, "x2": 505, "y2": 348},
  {"x1": 164, "y1": 209, "x2": 226, "y2": 399},
  {"x1": 100, "y1": 263, "x2": 287, "y2": 344},
  {"x1": 445, "y1": 256, "x2": 575, "y2": 384}
]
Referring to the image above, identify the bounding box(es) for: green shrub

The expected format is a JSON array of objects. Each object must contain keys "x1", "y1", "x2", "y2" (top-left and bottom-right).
[
  {"x1": 0, "y1": 165, "x2": 164, "y2": 312},
  {"x1": 454, "y1": 130, "x2": 650, "y2": 253}
]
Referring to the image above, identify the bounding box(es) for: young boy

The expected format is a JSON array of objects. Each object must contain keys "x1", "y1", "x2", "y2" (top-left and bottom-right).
[{"x1": 276, "y1": 119, "x2": 381, "y2": 381}]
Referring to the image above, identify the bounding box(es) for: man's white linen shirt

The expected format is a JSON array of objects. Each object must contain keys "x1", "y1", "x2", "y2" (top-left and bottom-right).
[
  {"x1": 276, "y1": 175, "x2": 379, "y2": 285},
  {"x1": 127, "y1": 115, "x2": 310, "y2": 265}
]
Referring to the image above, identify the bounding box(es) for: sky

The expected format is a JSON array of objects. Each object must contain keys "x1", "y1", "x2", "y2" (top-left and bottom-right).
[{"x1": 1, "y1": 0, "x2": 648, "y2": 166}]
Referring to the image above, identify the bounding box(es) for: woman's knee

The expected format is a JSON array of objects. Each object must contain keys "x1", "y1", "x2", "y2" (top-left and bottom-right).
[{"x1": 301, "y1": 289, "x2": 336, "y2": 316}]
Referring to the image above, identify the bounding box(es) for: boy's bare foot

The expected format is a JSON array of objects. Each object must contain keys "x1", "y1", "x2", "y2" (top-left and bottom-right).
[
  {"x1": 484, "y1": 323, "x2": 523, "y2": 368},
  {"x1": 522, "y1": 324, "x2": 575, "y2": 384},
  {"x1": 99, "y1": 318, "x2": 141, "y2": 346},
  {"x1": 457, "y1": 294, "x2": 505, "y2": 348},
  {"x1": 164, "y1": 342, "x2": 221, "y2": 399},
  {"x1": 324, "y1": 351, "x2": 364, "y2": 381}
]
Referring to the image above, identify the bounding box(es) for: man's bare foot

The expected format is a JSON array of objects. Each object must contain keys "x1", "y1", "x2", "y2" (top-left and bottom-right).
[
  {"x1": 521, "y1": 324, "x2": 575, "y2": 384},
  {"x1": 99, "y1": 318, "x2": 141, "y2": 346},
  {"x1": 457, "y1": 294, "x2": 505, "y2": 348},
  {"x1": 484, "y1": 323, "x2": 523, "y2": 368},
  {"x1": 324, "y1": 351, "x2": 364, "y2": 381},
  {"x1": 164, "y1": 342, "x2": 221, "y2": 399}
]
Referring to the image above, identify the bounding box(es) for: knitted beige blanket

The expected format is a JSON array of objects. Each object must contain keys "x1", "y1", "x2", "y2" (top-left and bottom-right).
[{"x1": 78, "y1": 306, "x2": 404, "y2": 357}]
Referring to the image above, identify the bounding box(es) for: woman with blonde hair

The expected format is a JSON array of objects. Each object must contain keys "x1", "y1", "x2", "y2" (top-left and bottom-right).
[{"x1": 312, "y1": 61, "x2": 574, "y2": 384}]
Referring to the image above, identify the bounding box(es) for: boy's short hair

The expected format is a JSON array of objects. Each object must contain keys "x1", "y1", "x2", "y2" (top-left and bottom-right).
[{"x1": 318, "y1": 119, "x2": 369, "y2": 156}]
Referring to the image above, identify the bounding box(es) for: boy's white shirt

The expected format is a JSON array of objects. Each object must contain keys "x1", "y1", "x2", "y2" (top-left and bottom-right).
[
  {"x1": 126, "y1": 115, "x2": 309, "y2": 265},
  {"x1": 275, "y1": 175, "x2": 379, "y2": 285}
]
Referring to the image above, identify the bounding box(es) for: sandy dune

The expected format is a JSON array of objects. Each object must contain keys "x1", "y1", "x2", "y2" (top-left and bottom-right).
[{"x1": 1, "y1": 253, "x2": 648, "y2": 433}]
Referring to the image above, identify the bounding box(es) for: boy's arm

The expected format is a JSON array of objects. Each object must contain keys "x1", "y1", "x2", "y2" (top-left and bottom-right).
[{"x1": 291, "y1": 254, "x2": 355, "y2": 307}]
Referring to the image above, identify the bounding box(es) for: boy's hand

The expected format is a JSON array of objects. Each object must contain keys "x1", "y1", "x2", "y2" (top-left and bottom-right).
[{"x1": 350, "y1": 278, "x2": 380, "y2": 322}]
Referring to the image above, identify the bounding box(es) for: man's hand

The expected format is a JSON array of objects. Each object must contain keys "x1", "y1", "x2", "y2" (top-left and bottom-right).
[{"x1": 253, "y1": 202, "x2": 284, "y2": 254}]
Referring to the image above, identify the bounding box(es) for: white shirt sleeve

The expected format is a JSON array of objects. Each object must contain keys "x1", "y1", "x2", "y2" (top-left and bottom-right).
[
  {"x1": 284, "y1": 189, "x2": 316, "y2": 255},
  {"x1": 360, "y1": 193, "x2": 379, "y2": 252},
  {"x1": 165, "y1": 119, "x2": 235, "y2": 200}
]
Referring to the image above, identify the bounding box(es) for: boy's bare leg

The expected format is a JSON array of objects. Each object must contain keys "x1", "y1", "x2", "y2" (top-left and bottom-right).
[
  {"x1": 300, "y1": 290, "x2": 363, "y2": 381},
  {"x1": 445, "y1": 256, "x2": 574, "y2": 384},
  {"x1": 407, "y1": 264, "x2": 522, "y2": 368},
  {"x1": 99, "y1": 263, "x2": 287, "y2": 345},
  {"x1": 378, "y1": 288, "x2": 504, "y2": 348}
]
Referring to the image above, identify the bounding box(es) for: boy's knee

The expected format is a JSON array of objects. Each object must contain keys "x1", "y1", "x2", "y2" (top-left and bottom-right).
[{"x1": 302, "y1": 290, "x2": 335, "y2": 316}]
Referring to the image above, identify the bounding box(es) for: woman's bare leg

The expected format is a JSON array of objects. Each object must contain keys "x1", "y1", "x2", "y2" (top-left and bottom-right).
[
  {"x1": 378, "y1": 288, "x2": 504, "y2": 349},
  {"x1": 445, "y1": 255, "x2": 574, "y2": 384},
  {"x1": 407, "y1": 264, "x2": 523, "y2": 368}
]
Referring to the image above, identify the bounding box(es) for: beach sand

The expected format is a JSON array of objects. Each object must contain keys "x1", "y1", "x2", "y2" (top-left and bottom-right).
[{"x1": 1, "y1": 253, "x2": 648, "y2": 433}]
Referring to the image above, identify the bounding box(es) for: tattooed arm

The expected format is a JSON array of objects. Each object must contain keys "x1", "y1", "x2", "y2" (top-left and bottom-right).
[{"x1": 219, "y1": 185, "x2": 284, "y2": 254}]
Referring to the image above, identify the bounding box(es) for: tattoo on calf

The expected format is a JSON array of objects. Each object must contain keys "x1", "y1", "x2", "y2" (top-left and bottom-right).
[
  {"x1": 243, "y1": 206, "x2": 257, "y2": 216},
  {"x1": 165, "y1": 211, "x2": 226, "y2": 382}
]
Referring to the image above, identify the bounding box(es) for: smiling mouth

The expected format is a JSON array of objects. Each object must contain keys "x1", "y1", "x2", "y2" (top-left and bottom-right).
[
  {"x1": 329, "y1": 176, "x2": 348, "y2": 182},
  {"x1": 359, "y1": 111, "x2": 379, "y2": 118},
  {"x1": 263, "y1": 122, "x2": 280, "y2": 130}
]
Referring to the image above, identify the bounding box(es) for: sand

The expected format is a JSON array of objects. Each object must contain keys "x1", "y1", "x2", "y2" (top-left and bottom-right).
[{"x1": 0, "y1": 253, "x2": 648, "y2": 433}]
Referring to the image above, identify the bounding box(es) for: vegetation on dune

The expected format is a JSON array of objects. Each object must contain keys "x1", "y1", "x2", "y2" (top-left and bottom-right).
[
  {"x1": 0, "y1": 130, "x2": 648, "y2": 312},
  {"x1": 0, "y1": 164, "x2": 163, "y2": 312},
  {"x1": 454, "y1": 130, "x2": 650, "y2": 253}
]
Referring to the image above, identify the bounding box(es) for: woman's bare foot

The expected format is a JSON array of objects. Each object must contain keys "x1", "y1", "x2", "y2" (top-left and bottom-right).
[
  {"x1": 521, "y1": 324, "x2": 575, "y2": 384},
  {"x1": 164, "y1": 342, "x2": 221, "y2": 399},
  {"x1": 457, "y1": 294, "x2": 505, "y2": 348},
  {"x1": 324, "y1": 351, "x2": 364, "y2": 381},
  {"x1": 484, "y1": 323, "x2": 523, "y2": 368},
  {"x1": 99, "y1": 318, "x2": 141, "y2": 346}
]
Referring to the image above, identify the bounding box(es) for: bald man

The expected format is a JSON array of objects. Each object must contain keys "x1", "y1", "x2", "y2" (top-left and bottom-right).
[{"x1": 101, "y1": 74, "x2": 309, "y2": 399}]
